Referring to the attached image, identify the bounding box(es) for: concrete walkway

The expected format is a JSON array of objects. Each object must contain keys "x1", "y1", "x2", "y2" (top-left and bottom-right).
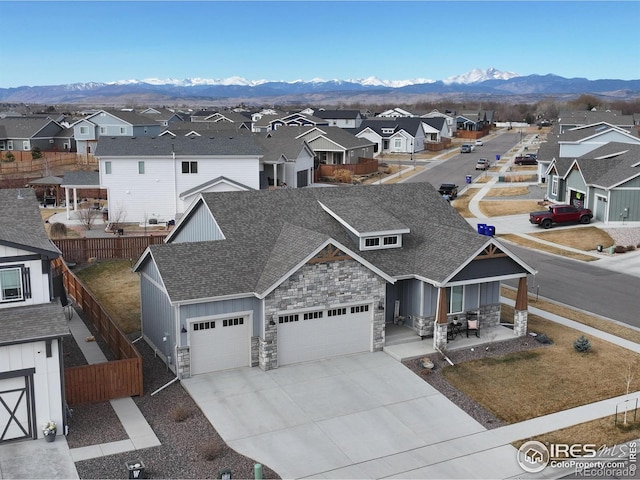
[{"x1": 0, "y1": 310, "x2": 160, "y2": 479}]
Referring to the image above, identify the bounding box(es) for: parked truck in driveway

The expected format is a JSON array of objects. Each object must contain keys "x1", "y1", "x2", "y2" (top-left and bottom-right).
[{"x1": 529, "y1": 204, "x2": 593, "y2": 229}]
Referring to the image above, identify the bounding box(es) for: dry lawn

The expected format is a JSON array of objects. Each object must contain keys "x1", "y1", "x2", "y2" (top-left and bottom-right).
[
  {"x1": 75, "y1": 260, "x2": 141, "y2": 333},
  {"x1": 529, "y1": 226, "x2": 614, "y2": 251},
  {"x1": 498, "y1": 234, "x2": 599, "y2": 261},
  {"x1": 485, "y1": 186, "x2": 531, "y2": 197},
  {"x1": 451, "y1": 191, "x2": 474, "y2": 218},
  {"x1": 441, "y1": 306, "x2": 640, "y2": 423},
  {"x1": 479, "y1": 199, "x2": 542, "y2": 216}
]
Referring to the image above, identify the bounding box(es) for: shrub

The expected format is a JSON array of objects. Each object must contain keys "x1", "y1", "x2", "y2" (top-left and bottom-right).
[
  {"x1": 49, "y1": 222, "x2": 68, "y2": 238},
  {"x1": 2, "y1": 152, "x2": 15, "y2": 163},
  {"x1": 333, "y1": 169, "x2": 353, "y2": 184},
  {"x1": 626, "y1": 245, "x2": 636, "y2": 252},
  {"x1": 170, "y1": 403, "x2": 192, "y2": 422},
  {"x1": 31, "y1": 146, "x2": 43, "y2": 160},
  {"x1": 574, "y1": 335, "x2": 592, "y2": 353},
  {"x1": 198, "y1": 440, "x2": 223, "y2": 461}
]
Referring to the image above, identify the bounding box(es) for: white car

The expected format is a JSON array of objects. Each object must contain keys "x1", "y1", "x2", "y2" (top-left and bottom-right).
[{"x1": 475, "y1": 139, "x2": 484, "y2": 146}]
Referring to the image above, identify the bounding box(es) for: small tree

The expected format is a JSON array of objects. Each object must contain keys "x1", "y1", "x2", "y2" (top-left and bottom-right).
[
  {"x1": 574, "y1": 335, "x2": 592, "y2": 353},
  {"x1": 76, "y1": 205, "x2": 98, "y2": 231},
  {"x1": 3, "y1": 152, "x2": 15, "y2": 163},
  {"x1": 31, "y1": 146, "x2": 43, "y2": 160},
  {"x1": 49, "y1": 222, "x2": 68, "y2": 238},
  {"x1": 623, "y1": 363, "x2": 634, "y2": 425}
]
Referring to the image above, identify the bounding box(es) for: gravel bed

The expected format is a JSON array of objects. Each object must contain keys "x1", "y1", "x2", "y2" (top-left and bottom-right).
[
  {"x1": 63, "y1": 309, "x2": 280, "y2": 479},
  {"x1": 403, "y1": 335, "x2": 550, "y2": 429}
]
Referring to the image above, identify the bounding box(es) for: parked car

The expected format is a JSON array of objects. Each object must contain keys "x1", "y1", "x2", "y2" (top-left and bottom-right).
[
  {"x1": 475, "y1": 158, "x2": 490, "y2": 170},
  {"x1": 438, "y1": 183, "x2": 458, "y2": 199},
  {"x1": 475, "y1": 139, "x2": 484, "y2": 146},
  {"x1": 460, "y1": 144, "x2": 472, "y2": 153},
  {"x1": 529, "y1": 204, "x2": 593, "y2": 229},
  {"x1": 514, "y1": 154, "x2": 538, "y2": 165}
]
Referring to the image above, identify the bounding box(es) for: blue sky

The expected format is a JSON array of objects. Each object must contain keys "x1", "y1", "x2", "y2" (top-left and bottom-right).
[{"x1": 1, "y1": 1, "x2": 638, "y2": 87}]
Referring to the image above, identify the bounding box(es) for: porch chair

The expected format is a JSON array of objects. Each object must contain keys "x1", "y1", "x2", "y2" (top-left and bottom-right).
[{"x1": 466, "y1": 311, "x2": 479, "y2": 338}]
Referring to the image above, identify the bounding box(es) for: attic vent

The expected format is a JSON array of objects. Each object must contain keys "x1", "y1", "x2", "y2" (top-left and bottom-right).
[{"x1": 131, "y1": 137, "x2": 136, "y2": 139}]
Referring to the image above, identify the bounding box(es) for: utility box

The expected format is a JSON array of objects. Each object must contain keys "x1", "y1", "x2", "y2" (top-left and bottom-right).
[{"x1": 126, "y1": 461, "x2": 145, "y2": 479}]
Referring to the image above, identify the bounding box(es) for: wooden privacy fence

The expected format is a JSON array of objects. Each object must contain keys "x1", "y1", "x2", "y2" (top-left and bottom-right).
[
  {"x1": 317, "y1": 157, "x2": 379, "y2": 177},
  {"x1": 53, "y1": 258, "x2": 143, "y2": 405},
  {"x1": 53, "y1": 235, "x2": 166, "y2": 263},
  {"x1": 0, "y1": 152, "x2": 88, "y2": 174}
]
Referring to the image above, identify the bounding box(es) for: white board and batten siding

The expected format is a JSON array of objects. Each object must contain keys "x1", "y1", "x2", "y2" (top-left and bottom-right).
[
  {"x1": 277, "y1": 303, "x2": 373, "y2": 366},
  {"x1": 100, "y1": 156, "x2": 260, "y2": 223},
  {"x1": 187, "y1": 311, "x2": 253, "y2": 375}
]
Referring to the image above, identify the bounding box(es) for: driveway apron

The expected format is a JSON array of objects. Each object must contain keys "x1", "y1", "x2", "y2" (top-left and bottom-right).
[{"x1": 181, "y1": 351, "x2": 492, "y2": 479}]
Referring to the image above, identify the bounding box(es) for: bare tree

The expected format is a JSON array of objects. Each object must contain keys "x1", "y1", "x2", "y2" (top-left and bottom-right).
[
  {"x1": 76, "y1": 205, "x2": 98, "y2": 230},
  {"x1": 107, "y1": 202, "x2": 127, "y2": 233},
  {"x1": 624, "y1": 363, "x2": 634, "y2": 425}
]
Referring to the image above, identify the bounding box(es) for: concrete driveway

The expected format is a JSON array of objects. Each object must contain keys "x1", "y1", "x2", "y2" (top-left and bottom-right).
[{"x1": 181, "y1": 352, "x2": 524, "y2": 479}]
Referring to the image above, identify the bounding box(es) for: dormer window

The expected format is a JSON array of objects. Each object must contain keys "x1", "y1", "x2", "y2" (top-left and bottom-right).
[
  {"x1": 365, "y1": 238, "x2": 380, "y2": 248},
  {"x1": 362, "y1": 235, "x2": 401, "y2": 250}
]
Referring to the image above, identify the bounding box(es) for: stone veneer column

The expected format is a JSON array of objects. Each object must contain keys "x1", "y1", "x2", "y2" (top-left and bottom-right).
[
  {"x1": 433, "y1": 322, "x2": 448, "y2": 349},
  {"x1": 176, "y1": 346, "x2": 190, "y2": 379},
  {"x1": 514, "y1": 310, "x2": 528, "y2": 337}
]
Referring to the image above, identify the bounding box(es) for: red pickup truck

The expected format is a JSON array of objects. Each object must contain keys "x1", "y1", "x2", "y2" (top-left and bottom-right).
[{"x1": 529, "y1": 204, "x2": 593, "y2": 229}]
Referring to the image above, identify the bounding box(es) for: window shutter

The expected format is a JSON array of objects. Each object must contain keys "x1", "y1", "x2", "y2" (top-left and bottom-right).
[{"x1": 21, "y1": 266, "x2": 31, "y2": 299}]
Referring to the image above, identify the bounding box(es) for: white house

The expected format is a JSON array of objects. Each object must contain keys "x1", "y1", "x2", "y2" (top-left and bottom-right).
[{"x1": 0, "y1": 189, "x2": 69, "y2": 443}]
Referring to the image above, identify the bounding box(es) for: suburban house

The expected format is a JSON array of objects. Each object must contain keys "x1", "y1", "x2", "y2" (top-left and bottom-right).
[
  {"x1": 557, "y1": 110, "x2": 635, "y2": 134},
  {"x1": 139, "y1": 107, "x2": 185, "y2": 127},
  {"x1": 538, "y1": 121, "x2": 640, "y2": 185},
  {"x1": 456, "y1": 111, "x2": 493, "y2": 131},
  {"x1": 376, "y1": 108, "x2": 414, "y2": 118},
  {"x1": 255, "y1": 132, "x2": 316, "y2": 188},
  {"x1": 188, "y1": 110, "x2": 252, "y2": 129},
  {"x1": 354, "y1": 117, "x2": 444, "y2": 154},
  {"x1": 94, "y1": 134, "x2": 263, "y2": 224},
  {"x1": 268, "y1": 112, "x2": 329, "y2": 131},
  {"x1": 72, "y1": 109, "x2": 163, "y2": 154},
  {"x1": 421, "y1": 109, "x2": 457, "y2": 137},
  {"x1": 544, "y1": 142, "x2": 640, "y2": 224},
  {"x1": 0, "y1": 188, "x2": 69, "y2": 443},
  {"x1": 0, "y1": 116, "x2": 75, "y2": 153},
  {"x1": 132, "y1": 183, "x2": 535, "y2": 378},
  {"x1": 308, "y1": 109, "x2": 363, "y2": 129},
  {"x1": 267, "y1": 126, "x2": 375, "y2": 165}
]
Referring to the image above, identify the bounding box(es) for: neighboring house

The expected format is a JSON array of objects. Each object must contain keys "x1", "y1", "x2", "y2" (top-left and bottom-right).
[
  {"x1": 0, "y1": 116, "x2": 74, "y2": 153},
  {"x1": 95, "y1": 134, "x2": 263, "y2": 223},
  {"x1": 139, "y1": 107, "x2": 184, "y2": 127},
  {"x1": 71, "y1": 109, "x2": 162, "y2": 154},
  {"x1": 421, "y1": 109, "x2": 457, "y2": 137},
  {"x1": 269, "y1": 112, "x2": 329, "y2": 131},
  {"x1": 545, "y1": 142, "x2": 640, "y2": 224},
  {"x1": 376, "y1": 108, "x2": 415, "y2": 118},
  {"x1": 132, "y1": 183, "x2": 535, "y2": 378},
  {"x1": 557, "y1": 110, "x2": 634, "y2": 134},
  {"x1": 538, "y1": 122, "x2": 640, "y2": 184},
  {"x1": 456, "y1": 111, "x2": 493, "y2": 131},
  {"x1": 355, "y1": 118, "x2": 437, "y2": 154},
  {"x1": 0, "y1": 188, "x2": 69, "y2": 443},
  {"x1": 188, "y1": 110, "x2": 252, "y2": 129},
  {"x1": 312, "y1": 109, "x2": 363, "y2": 129},
  {"x1": 255, "y1": 133, "x2": 315, "y2": 188},
  {"x1": 269, "y1": 126, "x2": 375, "y2": 165}
]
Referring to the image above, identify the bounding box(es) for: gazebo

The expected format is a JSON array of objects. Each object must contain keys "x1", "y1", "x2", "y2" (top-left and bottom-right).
[
  {"x1": 60, "y1": 171, "x2": 104, "y2": 220},
  {"x1": 27, "y1": 176, "x2": 64, "y2": 206}
]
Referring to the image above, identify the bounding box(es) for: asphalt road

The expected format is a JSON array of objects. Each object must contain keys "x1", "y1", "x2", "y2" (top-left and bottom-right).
[{"x1": 403, "y1": 130, "x2": 640, "y2": 330}]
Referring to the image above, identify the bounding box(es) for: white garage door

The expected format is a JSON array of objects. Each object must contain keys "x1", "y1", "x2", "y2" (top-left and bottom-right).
[
  {"x1": 189, "y1": 316, "x2": 250, "y2": 375},
  {"x1": 278, "y1": 303, "x2": 372, "y2": 366}
]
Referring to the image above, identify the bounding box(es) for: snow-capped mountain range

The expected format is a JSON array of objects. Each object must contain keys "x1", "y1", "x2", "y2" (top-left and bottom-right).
[{"x1": 1, "y1": 68, "x2": 638, "y2": 104}]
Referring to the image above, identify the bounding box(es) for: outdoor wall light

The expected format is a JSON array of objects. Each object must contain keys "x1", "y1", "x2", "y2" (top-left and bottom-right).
[
  {"x1": 269, "y1": 319, "x2": 276, "y2": 326},
  {"x1": 181, "y1": 325, "x2": 187, "y2": 333}
]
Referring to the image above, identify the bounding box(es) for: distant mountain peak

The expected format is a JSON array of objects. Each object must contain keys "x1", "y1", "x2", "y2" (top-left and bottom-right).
[{"x1": 443, "y1": 67, "x2": 520, "y2": 85}]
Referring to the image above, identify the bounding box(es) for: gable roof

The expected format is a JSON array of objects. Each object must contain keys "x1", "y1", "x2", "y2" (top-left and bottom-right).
[
  {"x1": 268, "y1": 126, "x2": 374, "y2": 150},
  {"x1": 61, "y1": 171, "x2": 101, "y2": 188},
  {"x1": 313, "y1": 110, "x2": 362, "y2": 120},
  {"x1": 0, "y1": 116, "x2": 61, "y2": 139},
  {"x1": 0, "y1": 188, "x2": 60, "y2": 256},
  {"x1": 1, "y1": 302, "x2": 69, "y2": 346},
  {"x1": 139, "y1": 183, "x2": 530, "y2": 303},
  {"x1": 356, "y1": 118, "x2": 425, "y2": 137}
]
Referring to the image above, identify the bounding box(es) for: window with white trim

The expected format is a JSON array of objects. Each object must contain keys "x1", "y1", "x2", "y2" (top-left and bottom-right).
[
  {"x1": 222, "y1": 317, "x2": 244, "y2": 327},
  {"x1": 138, "y1": 161, "x2": 145, "y2": 174},
  {"x1": 193, "y1": 320, "x2": 214, "y2": 331},
  {"x1": 7, "y1": 140, "x2": 13, "y2": 150},
  {"x1": 22, "y1": 141, "x2": 29, "y2": 150},
  {"x1": 279, "y1": 314, "x2": 299, "y2": 323},
  {"x1": 394, "y1": 138, "x2": 402, "y2": 149},
  {"x1": 445, "y1": 285, "x2": 464, "y2": 314},
  {"x1": 80, "y1": 126, "x2": 88, "y2": 135},
  {"x1": 105, "y1": 161, "x2": 112, "y2": 174},
  {"x1": 303, "y1": 311, "x2": 323, "y2": 320},
  {"x1": 365, "y1": 238, "x2": 380, "y2": 248},
  {"x1": 551, "y1": 177, "x2": 558, "y2": 196},
  {"x1": 100, "y1": 127, "x2": 107, "y2": 134},
  {"x1": 383, "y1": 236, "x2": 398, "y2": 246}
]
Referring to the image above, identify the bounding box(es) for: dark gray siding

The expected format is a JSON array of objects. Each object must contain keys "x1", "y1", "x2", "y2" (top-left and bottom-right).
[
  {"x1": 139, "y1": 259, "x2": 175, "y2": 362},
  {"x1": 610, "y1": 189, "x2": 640, "y2": 222}
]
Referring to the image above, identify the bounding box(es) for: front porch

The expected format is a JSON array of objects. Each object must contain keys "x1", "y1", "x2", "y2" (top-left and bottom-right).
[{"x1": 383, "y1": 322, "x2": 517, "y2": 362}]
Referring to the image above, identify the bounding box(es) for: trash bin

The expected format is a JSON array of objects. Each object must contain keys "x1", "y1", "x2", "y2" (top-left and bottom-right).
[
  {"x1": 477, "y1": 224, "x2": 486, "y2": 235},
  {"x1": 485, "y1": 225, "x2": 496, "y2": 236},
  {"x1": 126, "y1": 461, "x2": 145, "y2": 479},
  {"x1": 495, "y1": 154, "x2": 501, "y2": 161},
  {"x1": 465, "y1": 175, "x2": 472, "y2": 184}
]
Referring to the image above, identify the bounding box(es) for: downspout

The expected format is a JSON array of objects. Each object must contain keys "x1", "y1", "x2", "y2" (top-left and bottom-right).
[{"x1": 434, "y1": 345, "x2": 454, "y2": 366}]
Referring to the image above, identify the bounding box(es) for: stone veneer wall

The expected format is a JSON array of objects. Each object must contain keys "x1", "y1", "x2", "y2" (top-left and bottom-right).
[
  {"x1": 514, "y1": 309, "x2": 528, "y2": 336},
  {"x1": 260, "y1": 258, "x2": 387, "y2": 371}
]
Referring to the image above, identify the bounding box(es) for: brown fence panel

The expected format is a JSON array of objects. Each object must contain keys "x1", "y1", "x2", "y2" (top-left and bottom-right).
[
  {"x1": 64, "y1": 359, "x2": 142, "y2": 406},
  {"x1": 317, "y1": 157, "x2": 379, "y2": 177},
  {"x1": 53, "y1": 259, "x2": 143, "y2": 404},
  {"x1": 53, "y1": 235, "x2": 166, "y2": 263}
]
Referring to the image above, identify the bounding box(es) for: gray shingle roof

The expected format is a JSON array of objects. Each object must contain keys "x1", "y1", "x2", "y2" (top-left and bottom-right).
[
  {"x1": 0, "y1": 189, "x2": 60, "y2": 256},
  {"x1": 0, "y1": 116, "x2": 59, "y2": 138},
  {"x1": 147, "y1": 183, "x2": 491, "y2": 303},
  {"x1": 94, "y1": 134, "x2": 263, "y2": 157},
  {"x1": 61, "y1": 171, "x2": 100, "y2": 187},
  {"x1": 0, "y1": 302, "x2": 69, "y2": 345}
]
